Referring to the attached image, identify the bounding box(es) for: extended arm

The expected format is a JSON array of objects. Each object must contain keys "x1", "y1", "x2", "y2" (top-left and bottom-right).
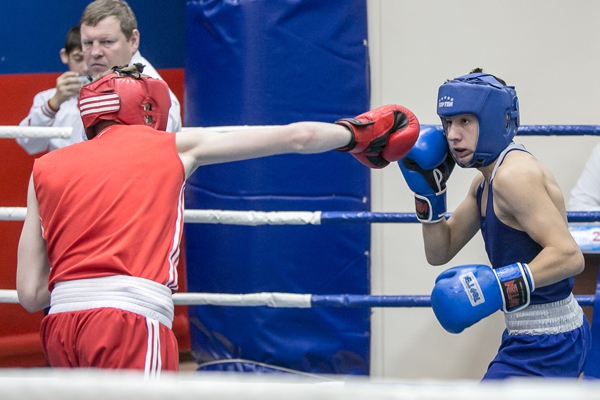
[
  {"x1": 177, "y1": 122, "x2": 351, "y2": 179},
  {"x1": 16, "y1": 174, "x2": 51, "y2": 312},
  {"x1": 177, "y1": 104, "x2": 420, "y2": 179}
]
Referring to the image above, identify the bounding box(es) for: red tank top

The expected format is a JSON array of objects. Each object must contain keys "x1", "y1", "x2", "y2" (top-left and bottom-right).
[{"x1": 33, "y1": 125, "x2": 185, "y2": 291}]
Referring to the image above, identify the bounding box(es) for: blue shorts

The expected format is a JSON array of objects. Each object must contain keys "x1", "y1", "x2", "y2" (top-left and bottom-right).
[{"x1": 483, "y1": 316, "x2": 591, "y2": 380}]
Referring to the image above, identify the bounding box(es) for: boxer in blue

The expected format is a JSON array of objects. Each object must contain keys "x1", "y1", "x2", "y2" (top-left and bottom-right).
[{"x1": 399, "y1": 69, "x2": 591, "y2": 379}]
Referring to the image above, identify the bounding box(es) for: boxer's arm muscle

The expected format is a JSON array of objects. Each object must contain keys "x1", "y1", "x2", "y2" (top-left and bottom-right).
[
  {"x1": 17, "y1": 174, "x2": 51, "y2": 312},
  {"x1": 493, "y1": 155, "x2": 584, "y2": 287},
  {"x1": 422, "y1": 176, "x2": 481, "y2": 265},
  {"x1": 175, "y1": 122, "x2": 351, "y2": 179}
]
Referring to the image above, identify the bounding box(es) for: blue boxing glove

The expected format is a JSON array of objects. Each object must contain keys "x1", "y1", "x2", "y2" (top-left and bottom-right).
[
  {"x1": 398, "y1": 125, "x2": 455, "y2": 223},
  {"x1": 431, "y1": 263, "x2": 535, "y2": 334}
]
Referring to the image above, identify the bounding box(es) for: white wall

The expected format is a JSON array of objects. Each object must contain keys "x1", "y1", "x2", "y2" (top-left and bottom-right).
[{"x1": 367, "y1": 0, "x2": 600, "y2": 380}]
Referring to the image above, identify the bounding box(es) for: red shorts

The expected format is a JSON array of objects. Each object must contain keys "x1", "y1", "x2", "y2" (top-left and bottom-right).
[{"x1": 41, "y1": 308, "x2": 179, "y2": 375}]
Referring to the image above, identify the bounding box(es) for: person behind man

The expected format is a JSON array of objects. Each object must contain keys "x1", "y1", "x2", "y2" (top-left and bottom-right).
[
  {"x1": 17, "y1": 26, "x2": 90, "y2": 155},
  {"x1": 80, "y1": 0, "x2": 181, "y2": 133},
  {"x1": 568, "y1": 143, "x2": 600, "y2": 210},
  {"x1": 18, "y1": 0, "x2": 182, "y2": 156},
  {"x1": 16, "y1": 64, "x2": 419, "y2": 373},
  {"x1": 399, "y1": 69, "x2": 590, "y2": 379}
]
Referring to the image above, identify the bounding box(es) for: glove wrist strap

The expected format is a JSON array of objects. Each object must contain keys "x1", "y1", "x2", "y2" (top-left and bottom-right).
[
  {"x1": 334, "y1": 121, "x2": 356, "y2": 152},
  {"x1": 414, "y1": 190, "x2": 447, "y2": 223},
  {"x1": 494, "y1": 262, "x2": 535, "y2": 313}
]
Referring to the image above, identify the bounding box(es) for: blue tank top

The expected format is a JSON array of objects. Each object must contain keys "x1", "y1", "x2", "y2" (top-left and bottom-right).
[{"x1": 477, "y1": 144, "x2": 573, "y2": 304}]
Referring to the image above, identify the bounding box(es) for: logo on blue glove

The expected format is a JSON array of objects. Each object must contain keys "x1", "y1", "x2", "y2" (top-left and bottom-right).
[
  {"x1": 459, "y1": 272, "x2": 485, "y2": 307},
  {"x1": 494, "y1": 263, "x2": 533, "y2": 312}
]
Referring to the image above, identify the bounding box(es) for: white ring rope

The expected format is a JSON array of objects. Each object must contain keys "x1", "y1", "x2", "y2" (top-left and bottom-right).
[
  {"x1": 0, "y1": 290, "x2": 18, "y2": 304},
  {"x1": 0, "y1": 207, "x2": 26, "y2": 221},
  {"x1": 0, "y1": 207, "x2": 321, "y2": 225},
  {"x1": 0, "y1": 125, "x2": 274, "y2": 139},
  {"x1": 0, "y1": 126, "x2": 72, "y2": 139},
  {"x1": 173, "y1": 292, "x2": 311, "y2": 307},
  {"x1": 184, "y1": 209, "x2": 321, "y2": 225},
  {"x1": 0, "y1": 289, "x2": 312, "y2": 307}
]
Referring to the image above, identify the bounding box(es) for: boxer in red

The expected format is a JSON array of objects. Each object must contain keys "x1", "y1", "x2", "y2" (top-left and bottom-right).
[{"x1": 16, "y1": 64, "x2": 420, "y2": 376}]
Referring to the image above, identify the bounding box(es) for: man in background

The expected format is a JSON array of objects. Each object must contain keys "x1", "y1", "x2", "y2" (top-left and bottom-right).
[
  {"x1": 17, "y1": 0, "x2": 182, "y2": 155},
  {"x1": 79, "y1": 0, "x2": 181, "y2": 133}
]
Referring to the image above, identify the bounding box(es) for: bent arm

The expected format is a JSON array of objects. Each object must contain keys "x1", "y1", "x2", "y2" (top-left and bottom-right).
[
  {"x1": 422, "y1": 176, "x2": 482, "y2": 265},
  {"x1": 17, "y1": 91, "x2": 55, "y2": 154},
  {"x1": 494, "y1": 159, "x2": 584, "y2": 288},
  {"x1": 176, "y1": 122, "x2": 351, "y2": 179},
  {"x1": 16, "y1": 174, "x2": 51, "y2": 312}
]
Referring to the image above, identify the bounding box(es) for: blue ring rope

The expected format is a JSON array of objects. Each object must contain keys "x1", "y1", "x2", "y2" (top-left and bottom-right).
[
  {"x1": 319, "y1": 211, "x2": 600, "y2": 224},
  {"x1": 422, "y1": 124, "x2": 600, "y2": 136},
  {"x1": 308, "y1": 294, "x2": 594, "y2": 308},
  {"x1": 517, "y1": 125, "x2": 600, "y2": 136}
]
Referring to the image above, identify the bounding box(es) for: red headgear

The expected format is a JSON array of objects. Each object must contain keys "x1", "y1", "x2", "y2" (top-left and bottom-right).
[{"x1": 78, "y1": 64, "x2": 171, "y2": 139}]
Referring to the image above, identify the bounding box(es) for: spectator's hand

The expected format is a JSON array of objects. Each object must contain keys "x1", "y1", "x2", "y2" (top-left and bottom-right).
[{"x1": 48, "y1": 71, "x2": 84, "y2": 111}]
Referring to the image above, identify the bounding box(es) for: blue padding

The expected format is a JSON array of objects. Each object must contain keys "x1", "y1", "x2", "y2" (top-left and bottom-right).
[
  {"x1": 185, "y1": 0, "x2": 369, "y2": 125},
  {"x1": 0, "y1": 1, "x2": 186, "y2": 74},
  {"x1": 184, "y1": 0, "x2": 370, "y2": 375}
]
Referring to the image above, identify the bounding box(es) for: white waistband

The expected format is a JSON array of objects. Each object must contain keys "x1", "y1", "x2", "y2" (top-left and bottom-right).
[
  {"x1": 504, "y1": 293, "x2": 583, "y2": 335},
  {"x1": 49, "y1": 276, "x2": 174, "y2": 329}
]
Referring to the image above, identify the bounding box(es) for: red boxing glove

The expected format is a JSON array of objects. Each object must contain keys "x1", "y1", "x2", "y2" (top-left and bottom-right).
[{"x1": 335, "y1": 104, "x2": 420, "y2": 168}]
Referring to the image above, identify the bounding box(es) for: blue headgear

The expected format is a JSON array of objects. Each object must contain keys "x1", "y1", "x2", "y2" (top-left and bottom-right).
[{"x1": 437, "y1": 73, "x2": 519, "y2": 168}]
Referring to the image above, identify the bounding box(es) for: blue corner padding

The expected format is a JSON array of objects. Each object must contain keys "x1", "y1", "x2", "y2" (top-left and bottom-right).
[{"x1": 184, "y1": 0, "x2": 370, "y2": 375}]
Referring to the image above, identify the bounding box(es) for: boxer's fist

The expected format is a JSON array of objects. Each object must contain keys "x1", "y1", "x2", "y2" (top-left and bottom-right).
[
  {"x1": 431, "y1": 263, "x2": 534, "y2": 334},
  {"x1": 398, "y1": 125, "x2": 454, "y2": 223},
  {"x1": 336, "y1": 104, "x2": 419, "y2": 169}
]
